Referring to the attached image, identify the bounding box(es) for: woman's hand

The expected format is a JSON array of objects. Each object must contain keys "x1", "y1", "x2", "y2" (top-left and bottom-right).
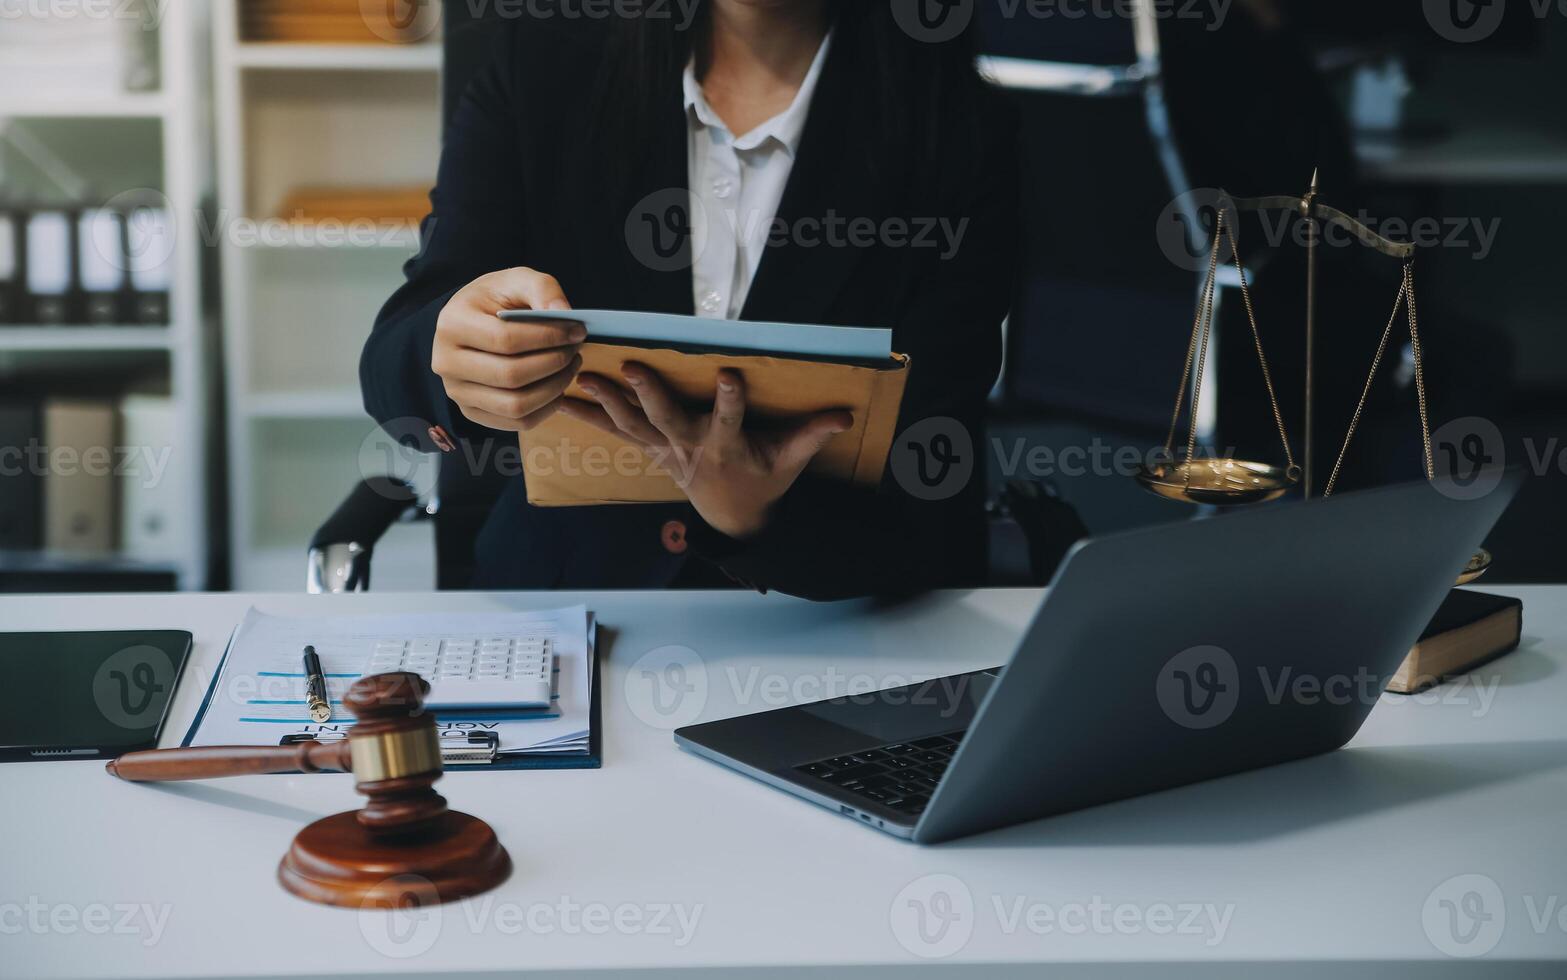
[
  {"x1": 432, "y1": 267, "x2": 586, "y2": 432},
  {"x1": 560, "y1": 364, "x2": 853, "y2": 540}
]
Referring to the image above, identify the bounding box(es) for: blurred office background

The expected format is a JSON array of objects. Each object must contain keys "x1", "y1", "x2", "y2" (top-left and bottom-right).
[{"x1": 0, "y1": 0, "x2": 1563, "y2": 593}]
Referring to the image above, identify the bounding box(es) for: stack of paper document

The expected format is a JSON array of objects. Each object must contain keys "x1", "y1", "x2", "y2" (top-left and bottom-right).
[
  {"x1": 185, "y1": 605, "x2": 595, "y2": 759},
  {"x1": 502, "y1": 309, "x2": 893, "y2": 360}
]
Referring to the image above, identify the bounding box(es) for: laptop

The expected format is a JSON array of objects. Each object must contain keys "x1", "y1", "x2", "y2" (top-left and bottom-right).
[{"x1": 674, "y1": 471, "x2": 1522, "y2": 843}]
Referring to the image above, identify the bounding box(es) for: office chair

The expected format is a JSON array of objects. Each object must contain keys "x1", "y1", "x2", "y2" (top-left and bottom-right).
[{"x1": 979, "y1": 0, "x2": 1208, "y2": 432}]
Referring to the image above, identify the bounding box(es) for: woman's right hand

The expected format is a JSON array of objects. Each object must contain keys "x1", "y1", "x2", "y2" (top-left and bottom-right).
[{"x1": 432, "y1": 267, "x2": 587, "y2": 432}]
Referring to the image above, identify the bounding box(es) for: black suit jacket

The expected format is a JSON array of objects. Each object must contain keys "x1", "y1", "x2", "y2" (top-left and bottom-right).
[{"x1": 361, "y1": 20, "x2": 1019, "y2": 599}]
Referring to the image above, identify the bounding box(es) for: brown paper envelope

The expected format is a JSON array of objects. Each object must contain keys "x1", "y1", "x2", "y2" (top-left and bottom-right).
[{"x1": 518, "y1": 343, "x2": 911, "y2": 506}]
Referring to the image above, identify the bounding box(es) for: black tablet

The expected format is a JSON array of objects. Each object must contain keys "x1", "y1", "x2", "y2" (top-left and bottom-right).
[{"x1": 0, "y1": 630, "x2": 193, "y2": 763}]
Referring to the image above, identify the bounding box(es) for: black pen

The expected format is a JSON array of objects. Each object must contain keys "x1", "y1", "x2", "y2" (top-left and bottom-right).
[{"x1": 303, "y1": 646, "x2": 332, "y2": 723}]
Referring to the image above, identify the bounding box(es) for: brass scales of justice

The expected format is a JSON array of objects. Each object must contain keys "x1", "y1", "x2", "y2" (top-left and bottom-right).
[{"x1": 1134, "y1": 172, "x2": 1491, "y2": 587}]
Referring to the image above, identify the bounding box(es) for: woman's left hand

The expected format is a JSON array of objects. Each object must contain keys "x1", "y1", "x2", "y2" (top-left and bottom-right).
[{"x1": 559, "y1": 363, "x2": 852, "y2": 540}]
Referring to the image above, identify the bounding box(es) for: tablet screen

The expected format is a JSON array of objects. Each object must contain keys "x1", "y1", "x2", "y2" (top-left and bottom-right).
[{"x1": 0, "y1": 631, "x2": 192, "y2": 761}]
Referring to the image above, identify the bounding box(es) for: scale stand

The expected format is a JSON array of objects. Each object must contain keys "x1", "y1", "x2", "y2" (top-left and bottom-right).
[{"x1": 1136, "y1": 171, "x2": 1491, "y2": 585}]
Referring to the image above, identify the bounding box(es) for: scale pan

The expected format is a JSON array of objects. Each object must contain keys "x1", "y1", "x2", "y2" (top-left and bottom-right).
[
  {"x1": 1135, "y1": 458, "x2": 1299, "y2": 506},
  {"x1": 1456, "y1": 548, "x2": 1492, "y2": 586}
]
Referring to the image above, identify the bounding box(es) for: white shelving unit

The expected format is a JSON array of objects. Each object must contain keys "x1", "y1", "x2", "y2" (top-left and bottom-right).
[
  {"x1": 0, "y1": 3, "x2": 213, "y2": 590},
  {"x1": 214, "y1": 0, "x2": 442, "y2": 591}
]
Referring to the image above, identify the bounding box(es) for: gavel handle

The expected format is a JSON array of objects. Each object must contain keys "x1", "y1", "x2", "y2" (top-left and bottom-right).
[{"x1": 106, "y1": 740, "x2": 352, "y2": 782}]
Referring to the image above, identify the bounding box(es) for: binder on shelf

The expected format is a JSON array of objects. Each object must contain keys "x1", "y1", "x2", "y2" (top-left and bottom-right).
[
  {"x1": 0, "y1": 209, "x2": 19, "y2": 325},
  {"x1": 126, "y1": 205, "x2": 172, "y2": 325},
  {"x1": 79, "y1": 209, "x2": 129, "y2": 326},
  {"x1": 42, "y1": 398, "x2": 117, "y2": 553},
  {"x1": 25, "y1": 210, "x2": 76, "y2": 325},
  {"x1": 0, "y1": 401, "x2": 42, "y2": 550},
  {"x1": 119, "y1": 394, "x2": 188, "y2": 562}
]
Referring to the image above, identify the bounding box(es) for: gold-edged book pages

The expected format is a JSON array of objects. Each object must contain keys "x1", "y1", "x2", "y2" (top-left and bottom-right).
[{"x1": 518, "y1": 344, "x2": 911, "y2": 506}]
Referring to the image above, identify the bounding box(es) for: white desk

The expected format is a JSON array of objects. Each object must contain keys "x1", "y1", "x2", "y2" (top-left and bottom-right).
[{"x1": 4, "y1": 588, "x2": 1566, "y2": 979}]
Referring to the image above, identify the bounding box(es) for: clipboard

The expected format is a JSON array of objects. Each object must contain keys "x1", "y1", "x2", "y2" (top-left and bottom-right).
[{"x1": 179, "y1": 629, "x2": 603, "y2": 772}]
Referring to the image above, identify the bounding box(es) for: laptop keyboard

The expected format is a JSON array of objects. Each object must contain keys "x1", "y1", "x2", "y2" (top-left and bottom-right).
[{"x1": 792, "y1": 730, "x2": 967, "y2": 819}]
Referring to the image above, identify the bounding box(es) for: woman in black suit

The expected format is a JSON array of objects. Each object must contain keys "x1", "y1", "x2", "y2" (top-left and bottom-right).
[{"x1": 362, "y1": 0, "x2": 1018, "y2": 599}]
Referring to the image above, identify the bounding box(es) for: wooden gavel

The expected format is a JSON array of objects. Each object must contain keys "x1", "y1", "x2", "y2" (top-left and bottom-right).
[{"x1": 108, "y1": 671, "x2": 511, "y2": 907}]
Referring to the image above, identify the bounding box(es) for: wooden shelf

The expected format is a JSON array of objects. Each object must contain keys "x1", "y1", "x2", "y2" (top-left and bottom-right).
[
  {"x1": 0, "y1": 90, "x2": 169, "y2": 119},
  {"x1": 248, "y1": 389, "x2": 367, "y2": 420},
  {"x1": 235, "y1": 42, "x2": 442, "y2": 72},
  {"x1": 0, "y1": 549, "x2": 180, "y2": 576},
  {"x1": 0, "y1": 327, "x2": 173, "y2": 352}
]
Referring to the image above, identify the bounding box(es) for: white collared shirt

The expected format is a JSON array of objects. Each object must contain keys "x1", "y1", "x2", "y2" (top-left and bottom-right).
[{"x1": 683, "y1": 32, "x2": 832, "y2": 320}]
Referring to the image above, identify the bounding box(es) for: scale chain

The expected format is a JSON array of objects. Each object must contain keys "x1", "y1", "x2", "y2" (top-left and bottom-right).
[
  {"x1": 1223, "y1": 212, "x2": 1296, "y2": 474},
  {"x1": 1161, "y1": 207, "x2": 1296, "y2": 490},
  {"x1": 1183, "y1": 218, "x2": 1223, "y2": 486},
  {"x1": 1323, "y1": 260, "x2": 1432, "y2": 496},
  {"x1": 1162, "y1": 215, "x2": 1226, "y2": 488},
  {"x1": 1406, "y1": 262, "x2": 1434, "y2": 479}
]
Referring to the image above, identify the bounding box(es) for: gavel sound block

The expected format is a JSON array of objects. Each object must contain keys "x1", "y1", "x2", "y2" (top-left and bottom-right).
[{"x1": 107, "y1": 672, "x2": 511, "y2": 908}]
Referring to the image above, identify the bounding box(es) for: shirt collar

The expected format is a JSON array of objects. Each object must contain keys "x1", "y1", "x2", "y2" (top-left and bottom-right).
[{"x1": 683, "y1": 29, "x2": 833, "y2": 157}]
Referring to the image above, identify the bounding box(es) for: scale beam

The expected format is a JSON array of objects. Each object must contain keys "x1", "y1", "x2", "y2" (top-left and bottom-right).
[{"x1": 1230, "y1": 195, "x2": 1417, "y2": 261}]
